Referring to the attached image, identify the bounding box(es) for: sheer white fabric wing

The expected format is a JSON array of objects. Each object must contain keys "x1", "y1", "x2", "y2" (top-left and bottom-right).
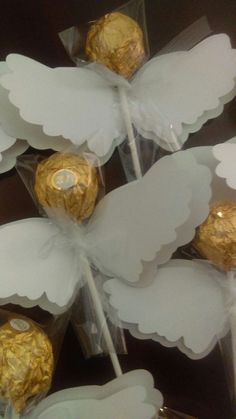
[
  {"x1": 130, "y1": 34, "x2": 236, "y2": 150},
  {"x1": 27, "y1": 370, "x2": 162, "y2": 419},
  {"x1": 104, "y1": 260, "x2": 229, "y2": 359},
  {"x1": 1, "y1": 55, "x2": 125, "y2": 157},
  {"x1": 0, "y1": 218, "x2": 78, "y2": 314},
  {"x1": 85, "y1": 151, "x2": 211, "y2": 284}
]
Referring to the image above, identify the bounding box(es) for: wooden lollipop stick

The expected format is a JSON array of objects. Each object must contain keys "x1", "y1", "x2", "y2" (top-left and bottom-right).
[
  {"x1": 119, "y1": 86, "x2": 142, "y2": 180},
  {"x1": 80, "y1": 254, "x2": 123, "y2": 377}
]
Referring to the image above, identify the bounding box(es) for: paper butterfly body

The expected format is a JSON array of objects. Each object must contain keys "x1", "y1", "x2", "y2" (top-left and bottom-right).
[
  {"x1": 0, "y1": 150, "x2": 211, "y2": 314},
  {"x1": 24, "y1": 370, "x2": 162, "y2": 419},
  {"x1": 103, "y1": 139, "x2": 236, "y2": 360},
  {"x1": 0, "y1": 33, "x2": 235, "y2": 172}
]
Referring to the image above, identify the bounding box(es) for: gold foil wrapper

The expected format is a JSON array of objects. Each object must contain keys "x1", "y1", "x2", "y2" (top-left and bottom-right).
[
  {"x1": 193, "y1": 201, "x2": 236, "y2": 270},
  {"x1": 86, "y1": 12, "x2": 145, "y2": 78},
  {"x1": 35, "y1": 153, "x2": 99, "y2": 221},
  {"x1": 0, "y1": 318, "x2": 54, "y2": 412}
]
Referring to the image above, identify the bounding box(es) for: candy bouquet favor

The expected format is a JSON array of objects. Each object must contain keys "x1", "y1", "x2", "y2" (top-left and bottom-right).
[{"x1": 0, "y1": 0, "x2": 236, "y2": 418}]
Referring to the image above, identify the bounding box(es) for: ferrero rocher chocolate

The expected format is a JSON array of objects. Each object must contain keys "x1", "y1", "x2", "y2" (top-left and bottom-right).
[
  {"x1": 85, "y1": 12, "x2": 145, "y2": 78},
  {"x1": 0, "y1": 318, "x2": 54, "y2": 412},
  {"x1": 193, "y1": 201, "x2": 236, "y2": 270},
  {"x1": 35, "y1": 153, "x2": 99, "y2": 221}
]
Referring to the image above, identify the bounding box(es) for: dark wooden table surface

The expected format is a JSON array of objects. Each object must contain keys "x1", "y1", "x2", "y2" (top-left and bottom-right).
[{"x1": 0, "y1": 1, "x2": 236, "y2": 418}]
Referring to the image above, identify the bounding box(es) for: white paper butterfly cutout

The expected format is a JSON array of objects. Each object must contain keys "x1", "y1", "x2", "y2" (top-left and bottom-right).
[
  {"x1": 0, "y1": 34, "x2": 235, "y2": 163},
  {"x1": 104, "y1": 259, "x2": 229, "y2": 360},
  {"x1": 25, "y1": 370, "x2": 162, "y2": 419},
  {"x1": 0, "y1": 150, "x2": 211, "y2": 313},
  {"x1": 102, "y1": 139, "x2": 236, "y2": 360}
]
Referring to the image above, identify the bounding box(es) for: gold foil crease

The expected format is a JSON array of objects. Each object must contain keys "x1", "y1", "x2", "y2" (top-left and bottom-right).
[
  {"x1": 86, "y1": 12, "x2": 145, "y2": 78},
  {"x1": 0, "y1": 319, "x2": 54, "y2": 412},
  {"x1": 35, "y1": 153, "x2": 99, "y2": 221},
  {"x1": 193, "y1": 201, "x2": 236, "y2": 270}
]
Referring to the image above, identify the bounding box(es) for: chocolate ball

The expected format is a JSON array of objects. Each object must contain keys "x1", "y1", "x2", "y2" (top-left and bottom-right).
[
  {"x1": 86, "y1": 12, "x2": 145, "y2": 78},
  {"x1": 35, "y1": 153, "x2": 99, "y2": 222},
  {"x1": 0, "y1": 317, "x2": 54, "y2": 412},
  {"x1": 193, "y1": 201, "x2": 236, "y2": 270}
]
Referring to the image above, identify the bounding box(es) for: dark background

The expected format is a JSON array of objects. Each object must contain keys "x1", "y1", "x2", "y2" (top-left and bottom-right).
[{"x1": 0, "y1": 1, "x2": 236, "y2": 418}]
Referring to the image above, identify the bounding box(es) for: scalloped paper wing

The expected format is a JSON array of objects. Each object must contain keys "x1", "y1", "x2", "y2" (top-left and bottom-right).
[
  {"x1": 0, "y1": 69, "x2": 29, "y2": 172},
  {"x1": 130, "y1": 34, "x2": 236, "y2": 150},
  {"x1": 152, "y1": 149, "x2": 212, "y2": 266},
  {"x1": 104, "y1": 260, "x2": 229, "y2": 359},
  {"x1": 213, "y1": 143, "x2": 236, "y2": 189},
  {"x1": 0, "y1": 124, "x2": 15, "y2": 153},
  {"x1": 188, "y1": 137, "x2": 236, "y2": 203},
  {"x1": 0, "y1": 218, "x2": 78, "y2": 314},
  {"x1": 0, "y1": 124, "x2": 25, "y2": 173},
  {"x1": 1, "y1": 34, "x2": 236, "y2": 159},
  {"x1": 0, "y1": 139, "x2": 28, "y2": 173},
  {"x1": 85, "y1": 150, "x2": 211, "y2": 284},
  {"x1": 27, "y1": 370, "x2": 162, "y2": 419},
  {"x1": 1, "y1": 54, "x2": 125, "y2": 157},
  {"x1": 0, "y1": 61, "x2": 72, "y2": 154}
]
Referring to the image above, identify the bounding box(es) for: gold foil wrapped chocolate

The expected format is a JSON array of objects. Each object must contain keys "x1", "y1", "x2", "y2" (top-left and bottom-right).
[
  {"x1": 86, "y1": 12, "x2": 145, "y2": 78},
  {"x1": 35, "y1": 153, "x2": 99, "y2": 221},
  {"x1": 193, "y1": 201, "x2": 236, "y2": 270},
  {"x1": 0, "y1": 318, "x2": 54, "y2": 412}
]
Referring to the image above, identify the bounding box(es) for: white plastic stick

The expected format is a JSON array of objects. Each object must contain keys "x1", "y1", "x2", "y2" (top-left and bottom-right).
[
  {"x1": 227, "y1": 270, "x2": 236, "y2": 397},
  {"x1": 3, "y1": 405, "x2": 20, "y2": 419},
  {"x1": 169, "y1": 125, "x2": 182, "y2": 152},
  {"x1": 80, "y1": 254, "x2": 123, "y2": 377},
  {"x1": 119, "y1": 86, "x2": 142, "y2": 180}
]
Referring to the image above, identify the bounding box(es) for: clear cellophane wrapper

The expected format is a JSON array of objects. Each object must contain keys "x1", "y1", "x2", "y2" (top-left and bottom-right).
[
  {"x1": 16, "y1": 149, "x2": 127, "y2": 359},
  {"x1": 179, "y1": 213, "x2": 236, "y2": 414},
  {"x1": 71, "y1": 269, "x2": 127, "y2": 359},
  {"x1": 58, "y1": 0, "x2": 152, "y2": 181},
  {"x1": 58, "y1": 0, "x2": 150, "y2": 71},
  {"x1": 0, "y1": 305, "x2": 70, "y2": 417},
  {"x1": 117, "y1": 15, "x2": 213, "y2": 181},
  {"x1": 59, "y1": 9, "x2": 212, "y2": 181},
  {"x1": 158, "y1": 407, "x2": 198, "y2": 419}
]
